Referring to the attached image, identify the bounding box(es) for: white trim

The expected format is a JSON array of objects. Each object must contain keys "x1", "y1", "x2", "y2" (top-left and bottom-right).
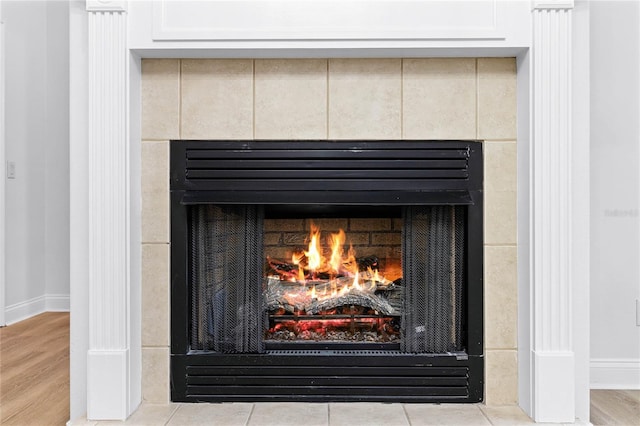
[
  {"x1": 4, "y1": 294, "x2": 71, "y2": 325},
  {"x1": 530, "y1": 5, "x2": 576, "y2": 423},
  {"x1": 45, "y1": 294, "x2": 71, "y2": 312},
  {"x1": 590, "y1": 359, "x2": 640, "y2": 390},
  {"x1": 151, "y1": 0, "x2": 504, "y2": 42},
  {"x1": 86, "y1": 0, "x2": 126, "y2": 12},
  {"x1": 532, "y1": 0, "x2": 574, "y2": 10},
  {"x1": 86, "y1": 6, "x2": 136, "y2": 420},
  {"x1": 87, "y1": 349, "x2": 129, "y2": 420},
  {"x1": 0, "y1": 0, "x2": 6, "y2": 327},
  {"x1": 5, "y1": 295, "x2": 46, "y2": 325}
]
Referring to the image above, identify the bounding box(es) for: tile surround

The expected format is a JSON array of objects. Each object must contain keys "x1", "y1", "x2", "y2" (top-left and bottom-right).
[
  {"x1": 402, "y1": 58, "x2": 477, "y2": 139},
  {"x1": 255, "y1": 59, "x2": 328, "y2": 139},
  {"x1": 141, "y1": 58, "x2": 518, "y2": 405},
  {"x1": 141, "y1": 59, "x2": 180, "y2": 141},
  {"x1": 141, "y1": 141, "x2": 169, "y2": 243},
  {"x1": 181, "y1": 59, "x2": 254, "y2": 139},
  {"x1": 477, "y1": 58, "x2": 518, "y2": 140},
  {"x1": 328, "y1": 59, "x2": 402, "y2": 140}
]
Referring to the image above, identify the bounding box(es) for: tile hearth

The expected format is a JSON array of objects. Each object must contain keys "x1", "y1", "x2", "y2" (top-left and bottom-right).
[{"x1": 73, "y1": 402, "x2": 549, "y2": 426}]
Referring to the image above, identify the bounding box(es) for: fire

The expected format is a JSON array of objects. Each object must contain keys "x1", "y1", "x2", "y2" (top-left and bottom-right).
[
  {"x1": 328, "y1": 229, "x2": 345, "y2": 275},
  {"x1": 303, "y1": 224, "x2": 323, "y2": 274}
]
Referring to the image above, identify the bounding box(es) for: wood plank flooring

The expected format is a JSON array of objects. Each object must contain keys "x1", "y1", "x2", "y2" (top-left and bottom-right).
[
  {"x1": 0, "y1": 312, "x2": 69, "y2": 426},
  {"x1": 591, "y1": 389, "x2": 640, "y2": 425}
]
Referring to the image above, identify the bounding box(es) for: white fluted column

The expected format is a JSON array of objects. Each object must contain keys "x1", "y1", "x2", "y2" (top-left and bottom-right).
[
  {"x1": 531, "y1": 0, "x2": 575, "y2": 422},
  {"x1": 85, "y1": 0, "x2": 134, "y2": 420}
]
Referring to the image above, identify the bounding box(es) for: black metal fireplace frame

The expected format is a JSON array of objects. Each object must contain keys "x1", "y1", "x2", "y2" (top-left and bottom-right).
[{"x1": 170, "y1": 140, "x2": 483, "y2": 403}]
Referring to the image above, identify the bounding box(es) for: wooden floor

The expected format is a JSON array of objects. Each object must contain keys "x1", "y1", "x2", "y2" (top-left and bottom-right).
[
  {"x1": 1, "y1": 313, "x2": 639, "y2": 425},
  {"x1": 0, "y1": 312, "x2": 70, "y2": 426},
  {"x1": 591, "y1": 389, "x2": 640, "y2": 425}
]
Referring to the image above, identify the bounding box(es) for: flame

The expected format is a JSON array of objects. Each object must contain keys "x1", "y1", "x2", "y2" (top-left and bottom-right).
[
  {"x1": 304, "y1": 224, "x2": 323, "y2": 273},
  {"x1": 329, "y1": 229, "x2": 345, "y2": 275}
]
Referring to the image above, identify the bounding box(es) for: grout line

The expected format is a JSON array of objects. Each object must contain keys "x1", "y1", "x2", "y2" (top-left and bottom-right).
[
  {"x1": 400, "y1": 59, "x2": 404, "y2": 140},
  {"x1": 245, "y1": 403, "x2": 256, "y2": 426},
  {"x1": 142, "y1": 241, "x2": 171, "y2": 245},
  {"x1": 252, "y1": 60, "x2": 256, "y2": 140},
  {"x1": 475, "y1": 58, "x2": 480, "y2": 140},
  {"x1": 164, "y1": 403, "x2": 181, "y2": 426},
  {"x1": 326, "y1": 59, "x2": 330, "y2": 140},
  {"x1": 478, "y1": 404, "x2": 495, "y2": 425},
  {"x1": 327, "y1": 402, "x2": 331, "y2": 425},
  {"x1": 401, "y1": 403, "x2": 412, "y2": 426},
  {"x1": 178, "y1": 59, "x2": 182, "y2": 140}
]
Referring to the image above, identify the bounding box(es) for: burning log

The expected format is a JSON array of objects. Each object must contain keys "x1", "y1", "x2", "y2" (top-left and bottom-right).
[{"x1": 263, "y1": 277, "x2": 400, "y2": 316}]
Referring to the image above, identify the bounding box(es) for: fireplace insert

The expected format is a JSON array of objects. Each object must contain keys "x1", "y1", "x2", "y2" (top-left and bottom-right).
[{"x1": 170, "y1": 140, "x2": 483, "y2": 402}]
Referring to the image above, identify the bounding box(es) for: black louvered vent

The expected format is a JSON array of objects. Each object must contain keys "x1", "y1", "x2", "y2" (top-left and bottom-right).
[{"x1": 171, "y1": 141, "x2": 482, "y2": 205}]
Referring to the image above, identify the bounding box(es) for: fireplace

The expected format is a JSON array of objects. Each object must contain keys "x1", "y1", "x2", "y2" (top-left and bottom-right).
[{"x1": 170, "y1": 140, "x2": 483, "y2": 402}]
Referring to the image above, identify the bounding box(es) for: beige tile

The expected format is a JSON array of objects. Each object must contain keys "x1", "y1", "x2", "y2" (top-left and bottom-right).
[
  {"x1": 328, "y1": 59, "x2": 402, "y2": 139},
  {"x1": 484, "y1": 189, "x2": 517, "y2": 245},
  {"x1": 141, "y1": 141, "x2": 169, "y2": 243},
  {"x1": 484, "y1": 141, "x2": 517, "y2": 192},
  {"x1": 68, "y1": 417, "x2": 98, "y2": 426},
  {"x1": 485, "y1": 350, "x2": 518, "y2": 406},
  {"x1": 181, "y1": 59, "x2": 253, "y2": 139},
  {"x1": 114, "y1": 403, "x2": 179, "y2": 425},
  {"x1": 403, "y1": 58, "x2": 476, "y2": 139},
  {"x1": 141, "y1": 59, "x2": 180, "y2": 140},
  {"x1": 403, "y1": 404, "x2": 491, "y2": 425},
  {"x1": 329, "y1": 403, "x2": 408, "y2": 426},
  {"x1": 478, "y1": 58, "x2": 517, "y2": 140},
  {"x1": 249, "y1": 402, "x2": 328, "y2": 426},
  {"x1": 142, "y1": 347, "x2": 169, "y2": 404},
  {"x1": 142, "y1": 244, "x2": 170, "y2": 347},
  {"x1": 255, "y1": 59, "x2": 327, "y2": 139},
  {"x1": 168, "y1": 403, "x2": 253, "y2": 426},
  {"x1": 484, "y1": 246, "x2": 517, "y2": 349},
  {"x1": 479, "y1": 405, "x2": 534, "y2": 425}
]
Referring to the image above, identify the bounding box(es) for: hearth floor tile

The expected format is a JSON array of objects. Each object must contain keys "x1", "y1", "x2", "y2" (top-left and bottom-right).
[
  {"x1": 479, "y1": 405, "x2": 535, "y2": 425},
  {"x1": 403, "y1": 403, "x2": 491, "y2": 425},
  {"x1": 249, "y1": 402, "x2": 329, "y2": 426},
  {"x1": 168, "y1": 402, "x2": 253, "y2": 425},
  {"x1": 75, "y1": 402, "x2": 542, "y2": 425},
  {"x1": 330, "y1": 402, "x2": 409, "y2": 426}
]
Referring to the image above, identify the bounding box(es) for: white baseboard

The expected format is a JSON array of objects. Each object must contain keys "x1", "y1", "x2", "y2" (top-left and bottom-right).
[
  {"x1": 4, "y1": 294, "x2": 70, "y2": 325},
  {"x1": 45, "y1": 294, "x2": 71, "y2": 311},
  {"x1": 590, "y1": 358, "x2": 640, "y2": 389}
]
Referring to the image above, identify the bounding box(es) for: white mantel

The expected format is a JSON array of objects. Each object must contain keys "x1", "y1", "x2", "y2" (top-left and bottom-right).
[{"x1": 69, "y1": 0, "x2": 590, "y2": 423}]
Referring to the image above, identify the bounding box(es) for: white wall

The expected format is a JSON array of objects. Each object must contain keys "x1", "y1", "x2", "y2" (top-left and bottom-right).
[
  {"x1": 3, "y1": 0, "x2": 69, "y2": 324},
  {"x1": 590, "y1": 0, "x2": 640, "y2": 389}
]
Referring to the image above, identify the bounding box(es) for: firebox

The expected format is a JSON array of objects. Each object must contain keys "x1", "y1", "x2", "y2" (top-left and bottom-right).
[{"x1": 170, "y1": 140, "x2": 483, "y2": 402}]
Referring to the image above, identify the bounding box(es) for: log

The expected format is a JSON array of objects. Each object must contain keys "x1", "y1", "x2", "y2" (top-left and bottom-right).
[{"x1": 263, "y1": 276, "x2": 401, "y2": 316}]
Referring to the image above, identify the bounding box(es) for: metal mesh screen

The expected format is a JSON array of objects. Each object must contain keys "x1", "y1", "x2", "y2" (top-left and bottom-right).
[
  {"x1": 190, "y1": 205, "x2": 264, "y2": 353},
  {"x1": 401, "y1": 206, "x2": 465, "y2": 353}
]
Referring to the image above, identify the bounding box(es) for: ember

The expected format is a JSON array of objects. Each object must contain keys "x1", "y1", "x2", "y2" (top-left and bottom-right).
[{"x1": 264, "y1": 222, "x2": 402, "y2": 343}]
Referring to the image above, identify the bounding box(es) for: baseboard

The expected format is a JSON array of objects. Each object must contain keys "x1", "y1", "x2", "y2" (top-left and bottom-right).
[
  {"x1": 45, "y1": 294, "x2": 71, "y2": 311},
  {"x1": 591, "y1": 358, "x2": 640, "y2": 389},
  {"x1": 4, "y1": 294, "x2": 70, "y2": 325},
  {"x1": 5, "y1": 295, "x2": 47, "y2": 325}
]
